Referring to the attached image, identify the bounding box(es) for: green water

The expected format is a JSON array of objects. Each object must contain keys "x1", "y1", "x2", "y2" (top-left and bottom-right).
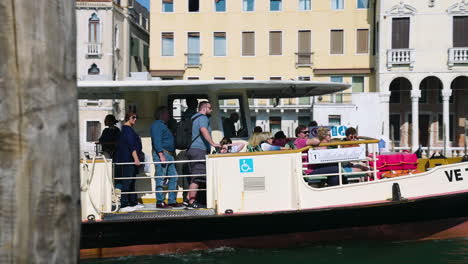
[{"x1": 82, "y1": 238, "x2": 468, "y2": 264}]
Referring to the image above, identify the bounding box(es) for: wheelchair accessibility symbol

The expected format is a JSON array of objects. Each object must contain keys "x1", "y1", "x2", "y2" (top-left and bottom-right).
[{"x1": 239, "y1": 159, "x2": 254, "y2": 173}]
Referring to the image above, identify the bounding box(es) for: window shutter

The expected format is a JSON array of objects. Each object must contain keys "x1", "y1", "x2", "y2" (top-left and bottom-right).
[
  {"x1": 330, "y1": 30, "x2": 343, "y2": 54},
  {"x1": 453, "y1": 16, "x2": 468, "y2": 47},
  {"x1": 392, "y1": 18, "x2": 409, "y2": 49},
  {"x1": 298, "y1": 30, "x2": 311, "y2": 53},
  {"x1": 242, "y1": 32, "x2": 255, "y2": 56},
  {"x1": 269, "y1": 31, "x2": 282, "y2": 55},
  {"x1": 356, "y1": 29, "x2": 369, "y2": 53}
]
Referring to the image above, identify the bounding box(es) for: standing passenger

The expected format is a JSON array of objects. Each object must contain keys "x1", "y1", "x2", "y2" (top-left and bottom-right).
[
  {"x1": 151, "y1": 107, "x2": 184, "y2": 209},
  {"x1": 186, "y1": 101, "x2": 220, "y2": 209},
  {"x1": 114, "y1": 112, "x2": 143, "y2": 211},
  {"x1": 98, "y1": 114, "x2": 120, "y2": 158}
]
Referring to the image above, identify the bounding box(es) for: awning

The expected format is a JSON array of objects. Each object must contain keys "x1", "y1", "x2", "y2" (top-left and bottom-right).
[{"x1": 77, "y1": 80, "x2": 351, "y2": 100}]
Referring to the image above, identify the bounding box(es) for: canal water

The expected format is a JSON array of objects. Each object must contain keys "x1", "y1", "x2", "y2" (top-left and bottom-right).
[{"x1": 82, "y1": 238, "x2": 468, "y2": 264}]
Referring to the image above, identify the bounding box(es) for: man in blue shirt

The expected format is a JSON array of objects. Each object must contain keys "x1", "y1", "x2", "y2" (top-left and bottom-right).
[
  {"x1": 151, "y1": 106, "x2": 183, "y2": 208},
  {"x1": 186, "y1": 101, "x2": 220, "y2": 209}
]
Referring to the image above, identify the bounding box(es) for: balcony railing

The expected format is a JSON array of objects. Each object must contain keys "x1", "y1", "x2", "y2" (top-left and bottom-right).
[
  {"x1": 448, "y1": 48, "x2": 468, "y2": 68},
  {"x1": 387, "y1": 49, "x2": 415, "y2": 70},
  {"x1": 185, "y1": 53, "x2": 202, "y2": 68},
  {"x1": 86, "y1": 43, "x2": 102, "y2": 56},
  {"x1": 295, "y1": 52, "x2": 314, "y2": 67}
]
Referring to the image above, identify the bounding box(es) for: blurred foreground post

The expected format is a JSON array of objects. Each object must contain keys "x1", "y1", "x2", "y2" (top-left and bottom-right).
[{"x1": 0, "y1": 0, "x2": 80, "y2": 263}]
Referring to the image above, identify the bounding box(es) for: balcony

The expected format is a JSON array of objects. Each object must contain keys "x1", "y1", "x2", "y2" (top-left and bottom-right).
[
  {"x1": 86, "y1": 43, "x2": 102, "y2": 56},
  {"x1": 185, "y1": 53, "x2": 202, "y2": 68},
  {"x1": 448, "y1": 48, "x2": 468, "y2": 69},
  {"x1": 387, "y1": 49, "x2": 415, "y2": 70},
  {"x1": 295, "y1": 52, "x2": 314, "y2": 67}
]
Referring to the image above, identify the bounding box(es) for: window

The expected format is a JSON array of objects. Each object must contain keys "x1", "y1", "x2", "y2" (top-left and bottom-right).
[
  {"x1": 331, "y1": 0, "x2": 344, "y2": 10},
  {"x1": 453, "y1": 16, "x2": 468, "y2": 47},
  {"x1": 88, "y1": 13, "x2": 100, "y2": 43},
  {"x1": 328, "y1": 115, "x2": 341, "y2": 126},
  {"x1": 214, "y1": 32, "x2": 226, "y2": 56},
  {"x1": 331, "y1": 76, "x2": 343, "y2": 103},
  {"x1": 214, "y1": 77, "x2": 226, "y2": 80},
  {"x1": 298, "y1": 76, "x2": 310, "y2": 81},
  {"x1": 270, "y1": 0, "x2": 282, "y2": 11},
  {"x1": 187, "y1": 32, "x2": 201, "y2": 65},
  {"x1": 243, "y1": 0, "x2": 254, "y2": 11},
  {"x1": 269, "y1": 31, "x2": 282, "y2": 55},
  {"x1": 299, "y1": 97, "x2": 310, "y2": 105},
  {"x1": 130, "y1": 37, "x2": 139, "y2": 56},
  {"x1": 243, "y1": 77, "x2": 254, "y2": 80},
  {"x1": 299, "y1": 0, "x2": 311, "y2": 10},
  {"x1": 86, "y1": 121, "x2": 101, "y2": 142},
  {"x1": 389, "y1": 114, "x2": 401, "y2": 141},
  {"x1": 162, "y1": 32, "x2": 174, "y2": 56},
  {"x1": 392, "y1": 17, "x2": 410, "y2": 49},
  {"x1": 438, "y1": 114, "x2": 455, "y2": 141},
  {"x1": 88, "y1": 64, "x2": 100, "y2": 75},
  {"x1": 215, "y1": 0, "x2": 226, "y2": 12},
  {"x1": 270, "y1": 77, "x2": 282, "y2": 80},
  {"x1": 298, "y1": 30, "x2": 312, "y2": 65},
  {"x1": 330, "y1": 30, "x2": 344, "y2": 54},
  {"x1": 242, "y1": 32, "x2": 255, "y2": 56},
  {"x1": 114, "y1": 25, "x2": 120, "y2": 50},
  {"x1": 189, "y1": 0, "x2": 199, "y2": 12},
  {"x1": 352, "y1": 76, "x2": 364, "y2": 93},
  {"x1": 357, "y1": 0, "x2": 368, "y2": 9},
  {"x1": 270, "y1": 117, "x2": 282, "y2": 135},
  {"x1": 143, "y1": 44, "x2": 149, "y2": 68},
  {"x1": 162, "y1": 0, "x2": 174, "y2": 12},
  {"x1": 356, "y1": 29, "x2": 369, "y2": 54},
  {"x1": 187, "y1": 76, "x2": 199, "y2": 80}
]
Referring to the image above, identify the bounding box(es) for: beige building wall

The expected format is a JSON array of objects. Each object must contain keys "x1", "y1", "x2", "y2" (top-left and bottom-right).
[{"x1": 150, "y1": 0, "x2": 375, "y2": 95}]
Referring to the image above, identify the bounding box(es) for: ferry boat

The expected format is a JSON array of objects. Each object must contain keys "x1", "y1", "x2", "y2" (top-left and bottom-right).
[{"x1": 78, "y1": 80, "x2": 468, "y2": 260}]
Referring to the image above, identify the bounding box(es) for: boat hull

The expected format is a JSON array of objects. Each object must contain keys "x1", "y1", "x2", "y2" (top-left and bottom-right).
[{"x1": 80, "y1": 191, "x2": 468, "y2": 259}]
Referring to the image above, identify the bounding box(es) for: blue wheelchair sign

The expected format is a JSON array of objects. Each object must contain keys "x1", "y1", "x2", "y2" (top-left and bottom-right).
[{"x1": 239, "y1": 159, "x2": 254, "y2": 173}]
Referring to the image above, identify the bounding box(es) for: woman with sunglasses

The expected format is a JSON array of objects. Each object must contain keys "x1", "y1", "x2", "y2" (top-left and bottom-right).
[{"x1": 114, "y1": 112, "x2": 143, "y2": 211}]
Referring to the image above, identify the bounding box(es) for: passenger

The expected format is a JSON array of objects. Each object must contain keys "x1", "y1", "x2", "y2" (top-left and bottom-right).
[
  {"x1": 308, "y1": 121, "x2": 318, "y2": 127},
  {"x1": 272, "y1": 131, "x2": 288, "y2": 147},
  {"x1": 309, "y1": 127, "x2": 341, "y2": 186},
  {"x1": 247, "y1": 132, "x2": 263, "y2": 152},
  {"x1": 258, "y1": 132, "x2": 290, "y2": 151},
  {"x1": 218, "y1": 137, "x2": 245, "y2": 153},
  {"x1": 343, "y1": 127, "x2": 360, "y2": 148},
  {"x1": 98, "y1": 114, "x2": 120, "y2": 158},
  {"x1": 222, "y1": 113, "x2": 240, "y2": 138},
  {"x1": 293, "y1": 125, "x2": 320, "y2": 174},
  {"x1": 181, "y1": 96, "x2": 199, "y2": 120},
  {"x1": 186, "y1": 101, "x2": 220, "y2": 209},
  {"x1": 253, "y1": 126, "x2": 263, "y2": 133},
  {"x1": 150, "y1": 106, "x2": 184, "y2": 209},
  {"x1": 114, "y1": 112, "x2": 143, "y2": 211}
]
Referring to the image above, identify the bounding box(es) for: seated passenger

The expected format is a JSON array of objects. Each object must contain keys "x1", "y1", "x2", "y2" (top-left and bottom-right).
[
  {"x1": 308, "y1": 127, "x2": 342, "y2": 186},
  {"x1": 272, "y1": 131, "x2": 288, "y2": 147},
  {"x1": 292, "y1": 125, "x2": 320, "y2": 175},
  {"x1": 259, "y1": 132, "x2": 290, "y2": 151},
  {"x1": 253, "y1": 126, "x2": 263, "y2": 133},
  {"x1": 342, "y1": 127, "x2": 360, "y2": 148},
  {"x1": 218, "y1": 137, "x2": 245, "y2": 153}
]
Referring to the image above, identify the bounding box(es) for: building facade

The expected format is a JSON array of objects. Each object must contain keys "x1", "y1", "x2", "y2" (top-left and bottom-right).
[
  {"x1": 149, "y1": 0, "x2": 376, "y2": 137},
  {"x1": 76, "y1": 0, "x2": 150, "y2": 154},
  {"x1": 377, "y1": 0, "x2": 468, "y2": 155}
]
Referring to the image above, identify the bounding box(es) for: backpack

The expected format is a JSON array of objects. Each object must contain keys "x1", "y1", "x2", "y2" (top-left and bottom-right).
[{"x1": 175, "y1": 114, "x2": 202, "y2": 150}]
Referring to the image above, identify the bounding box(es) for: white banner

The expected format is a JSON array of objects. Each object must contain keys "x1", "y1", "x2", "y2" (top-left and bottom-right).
[{"x1": 308, "y1": 147, "x2": 366, "y2": 164}]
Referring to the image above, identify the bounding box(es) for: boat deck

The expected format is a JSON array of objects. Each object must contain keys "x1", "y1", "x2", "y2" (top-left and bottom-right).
[{"x1": 100, "y1": 204, "x2": 216, "y2": 222}]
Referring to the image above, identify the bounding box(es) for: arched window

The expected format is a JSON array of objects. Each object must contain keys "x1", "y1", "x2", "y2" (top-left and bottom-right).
[
  {"x1": 88, "y1": 64, "x2": 100, "y2": 75},
  {"x1": 88, "y1": 13, "x2": 100, "y2": 43}
]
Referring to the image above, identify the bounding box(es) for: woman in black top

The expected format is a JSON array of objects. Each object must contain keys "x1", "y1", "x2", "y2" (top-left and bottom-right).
[{"x1": 99, "y1": 114, "x2": 120, "y2": 157}]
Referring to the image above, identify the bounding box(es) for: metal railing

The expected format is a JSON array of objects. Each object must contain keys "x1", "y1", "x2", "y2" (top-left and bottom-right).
[
  {"x1": 300, "y1": 139, "x2": 380, "y2": 187},
  {"x1": 185, "y1": 53, "x2": 202, "y2": 68},
  {"x1": 295, "y1": 52, "x2": 314, "y2": 67},
  {"x1": 113, "y1": 159, "x2": 207, "y2": 196}
]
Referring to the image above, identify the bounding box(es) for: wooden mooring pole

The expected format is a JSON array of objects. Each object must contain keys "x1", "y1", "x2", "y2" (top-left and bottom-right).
[{"x1": 0, "y1": 0, "x2": 80, "y2": 263}]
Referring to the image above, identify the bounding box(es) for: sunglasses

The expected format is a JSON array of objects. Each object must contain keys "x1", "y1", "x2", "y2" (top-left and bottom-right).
[
  {"x1": 131, "y1": 116, "x2": 138, "y2": 120},
  {"x1": 301, "y1": 131, "x2": 309, "y2": 134}
]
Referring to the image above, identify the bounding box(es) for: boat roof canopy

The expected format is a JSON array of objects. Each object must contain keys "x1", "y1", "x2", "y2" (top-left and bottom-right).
[{"x1": 77, "y1": 80, "x2": 350, "y2": 99}]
